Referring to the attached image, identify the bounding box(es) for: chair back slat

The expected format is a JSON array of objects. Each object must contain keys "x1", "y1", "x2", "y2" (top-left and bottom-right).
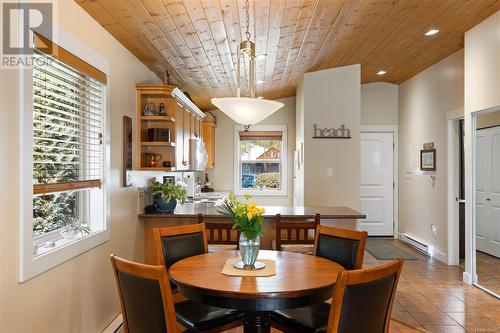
[
  {"x1": 275, "y1": 214, "x2": 320, "y2": 251},
  {"x1": 202, "y1": 216, "x2": 240, "y2": 247}
]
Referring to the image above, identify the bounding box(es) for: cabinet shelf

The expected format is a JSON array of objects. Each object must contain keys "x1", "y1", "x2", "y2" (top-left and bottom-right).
[
  {"x1": 140, "y1": 116, "x2": 175, "y2": 122},
  {"x1": 140, "y1": 141, "x2": 176, "y2": 147}
]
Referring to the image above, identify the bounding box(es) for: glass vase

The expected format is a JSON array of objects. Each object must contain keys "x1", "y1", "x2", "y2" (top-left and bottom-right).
[{"x1": 239, "y1": 233, "x2": 260, "y2": 268}]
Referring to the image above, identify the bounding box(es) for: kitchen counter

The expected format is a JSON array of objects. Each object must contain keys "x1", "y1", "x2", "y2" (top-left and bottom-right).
[
  {"x1": 138, "y1": 204, "x2": 365, "y2": 219},
  {"x1": 139, "y1": 204, "x2": 366, "y2": 264}
]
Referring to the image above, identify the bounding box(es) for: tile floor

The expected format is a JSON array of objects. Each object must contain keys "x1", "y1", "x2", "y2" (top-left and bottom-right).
[{"x1": 367, "y1": 240, "x2": 499, "y2": 333}]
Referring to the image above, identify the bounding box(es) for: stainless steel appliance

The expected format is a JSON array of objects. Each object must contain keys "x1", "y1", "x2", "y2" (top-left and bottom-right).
[{"x1": 189, "y1": 138, "x2": 208, "y2": 171}]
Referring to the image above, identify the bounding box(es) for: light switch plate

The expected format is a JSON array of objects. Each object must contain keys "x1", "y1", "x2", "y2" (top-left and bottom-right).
[{"x1": 326, "y1": 168, "x2": 333, "y2": 177}]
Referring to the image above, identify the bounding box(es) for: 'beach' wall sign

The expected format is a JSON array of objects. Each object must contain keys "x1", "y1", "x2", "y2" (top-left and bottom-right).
[{"x1": 313, "y1": 124, "x2": 351, "y2": 139}]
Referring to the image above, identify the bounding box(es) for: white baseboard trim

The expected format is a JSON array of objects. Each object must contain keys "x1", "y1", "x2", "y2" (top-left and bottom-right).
[
  {"x1": 431, "y1": 249, "x2": 448, "y2": 263},
  {"x1": 102, "y1": 314, "x2": 122, "y2": 333},
  {"x1": 399, "y1": 233, "x2": 448, "y2": 264},
  {"x1": 463, "y1": 272, "x2": 473, "y2": 285}
]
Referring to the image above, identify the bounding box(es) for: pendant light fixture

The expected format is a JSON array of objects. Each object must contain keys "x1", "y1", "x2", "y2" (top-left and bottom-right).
[{"x1": 211, "y1": 0, "x2": 284, "y2": 126}]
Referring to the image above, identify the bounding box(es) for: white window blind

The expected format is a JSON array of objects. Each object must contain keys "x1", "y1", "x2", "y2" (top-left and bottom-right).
[{"x1": 32, "y1": 49, "x2": 105, "y2": 195}]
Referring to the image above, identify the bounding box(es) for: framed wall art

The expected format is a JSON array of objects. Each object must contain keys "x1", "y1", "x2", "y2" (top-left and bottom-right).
[
  {"x1": 123, "y1": 116, "x2": 133, "y2": 187},
  {"x1": 420, "y1": 148, "x2": 436, "y2": 171}
]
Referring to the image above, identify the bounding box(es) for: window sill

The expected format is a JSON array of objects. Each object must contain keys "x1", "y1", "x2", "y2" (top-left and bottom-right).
[
  {"x1": 234, "y1": 188, "x2": 288, "y2": 196},
  {"x1": 21, "y1": 228, "x2": 109, "y2": 282},
  {"x1": 33, "y1": 230, "x2": 97, "y2": 257}
]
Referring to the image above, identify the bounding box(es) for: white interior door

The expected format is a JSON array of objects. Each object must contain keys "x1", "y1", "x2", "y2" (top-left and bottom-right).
[
  {"x1": 359, "y1": 132, "x2": 394, "y2": 236},
  {"x1": 476, "y1": 126, "x2": 500, "y2": 258}
]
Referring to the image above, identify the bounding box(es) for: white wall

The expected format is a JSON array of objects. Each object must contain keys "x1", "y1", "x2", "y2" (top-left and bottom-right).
[
  {"x1": 361, "y1": 82, "x2": 398, "y2": 126},
  {"x1": 206, "y1": 96, "x2": 296, "y2": 206},
  {"x1": 477, "y1": 112, "x2": 500, "y2": 129},
  {"x1": 398, "y1": 50, "x2": 464, "y2": 262},
  {"x1": 301, "y1": 64, "x2": 361, "y2": 209},
  {"x1": 464, "y1": 10, "x2": 500, "y2": 279},
  {"x1": 0, "y1": 2, "x2": 160, "y2": 332}
]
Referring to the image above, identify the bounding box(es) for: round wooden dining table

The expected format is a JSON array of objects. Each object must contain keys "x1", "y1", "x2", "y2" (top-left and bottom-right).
[{"x1": 169, "y1": 250, "x2": 344, "y2": 333}]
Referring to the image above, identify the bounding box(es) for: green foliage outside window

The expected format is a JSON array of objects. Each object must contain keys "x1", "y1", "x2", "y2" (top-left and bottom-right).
[
  {"x1": 255, "y1": 172, "x2": 280, "y2": 188},
  {"x1": 32, "y1": 59, "x2": 82, "y2": 236}
]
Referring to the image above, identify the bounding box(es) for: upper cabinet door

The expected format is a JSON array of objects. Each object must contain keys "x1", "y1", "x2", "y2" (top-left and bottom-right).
[
  {"x1": 202, "y1": 122, "x2": 215, "y2": 169},
  {"x1": 183, "y1": 107, "x2": 191, "y2": 168},
  {"x1": 175, "y1": 102, "x2": 187, "y2": 170}
]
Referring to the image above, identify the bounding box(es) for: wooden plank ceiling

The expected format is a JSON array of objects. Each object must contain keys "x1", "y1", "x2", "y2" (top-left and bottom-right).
[{"x1": 76, "y1": 0, "x2": 500, "y2": 110}]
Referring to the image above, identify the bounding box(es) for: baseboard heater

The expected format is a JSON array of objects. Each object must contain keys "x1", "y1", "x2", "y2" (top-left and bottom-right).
[{"x1": 399, "y1": 233, "x2": 430, "y2": 256}]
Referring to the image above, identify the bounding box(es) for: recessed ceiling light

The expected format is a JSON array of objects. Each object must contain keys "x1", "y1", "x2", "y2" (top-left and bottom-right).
[
  {"x1": 256, "y1": 80, "x2": 265, "y2": 84},
  {"x1": 377, "y1": 70, "x2": 387, "y2": 76},
  {"x1": 425, "y1": 29, "x2": 440, "y2": 36}
]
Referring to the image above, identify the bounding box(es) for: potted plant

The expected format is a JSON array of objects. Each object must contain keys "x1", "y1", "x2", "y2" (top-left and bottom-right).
[
  {"x1": 60, "y1": 217, "x2": 91, "y2": 240},
  {"x1": 151, "y1": 181, "x2": 186, "y2": 213},
  {"x1": 217, "y1": 194, "x2": 265, "y2": 269}
]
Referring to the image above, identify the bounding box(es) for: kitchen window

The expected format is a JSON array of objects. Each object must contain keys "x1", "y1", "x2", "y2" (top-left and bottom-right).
[
  {"x1": 234, "y1": 125, "x2": 288, "y2": 196},
  {"x1": 19, "y1": 31, "x2": 110, "y2": 281}
]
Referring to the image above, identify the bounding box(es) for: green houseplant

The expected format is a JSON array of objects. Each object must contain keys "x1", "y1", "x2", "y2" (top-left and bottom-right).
[
  {"x1": 151, "y1": 181, "x2": 186, "y2": 213},
  {"x1": 217, "y1": 194, "x2": 265, "y2": 268}
]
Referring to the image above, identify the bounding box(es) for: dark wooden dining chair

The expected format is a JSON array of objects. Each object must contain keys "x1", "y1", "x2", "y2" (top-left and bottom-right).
[
  {"x1": 198, "y1": 214, "x2": 240, "y2": 252},
  {"x1": 153, "y1": 223, "x2": 208, "y2": 269},
  {"x1": 110, "y1": 254, "x2": 244, "y2": 333},
  {"x1": 270, "y1": 258, "x2": 404, "y2": 333},
  {"x1": 274, "y1": 214, "x2": 320, "y2": 254},
  {"x1": 314, "y1": 225, "x2": 368, "y2": 270}
]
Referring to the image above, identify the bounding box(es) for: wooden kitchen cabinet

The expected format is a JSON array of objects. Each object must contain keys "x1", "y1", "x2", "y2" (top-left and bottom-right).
[
  {"x1": 135, "y1": 85, "x2": 205, "y2": 171},
  {"x1": 202, "y1": 121, "x2": 216, "y2": 169},
  {"x1": 135, "y1": 85, "x2": 177, "y2": 171}
]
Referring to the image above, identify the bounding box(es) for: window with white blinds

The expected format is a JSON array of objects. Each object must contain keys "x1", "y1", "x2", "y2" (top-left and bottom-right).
[{"x1": 32, "y1": 46, "x2": 106, "y2": 238}]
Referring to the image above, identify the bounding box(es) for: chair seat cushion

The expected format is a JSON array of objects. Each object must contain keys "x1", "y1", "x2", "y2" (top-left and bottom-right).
[
  {"x1": 208, "y1": 244, "x2": 238, "y2": 252},
  {"x1": 270, "y1": 303, "x2": 330, "y2": 333},
  {"x1": 175, "y1": 300, "x2": 244, "y2": 332}
]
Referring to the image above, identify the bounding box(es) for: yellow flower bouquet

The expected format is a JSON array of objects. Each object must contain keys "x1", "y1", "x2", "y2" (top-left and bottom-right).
[
  {"x1": 217, "y1": 194, "x2": 265, "y2": 240},
  {"x1": 217, "y1": 194, "x2": 266, "y2": 268}
]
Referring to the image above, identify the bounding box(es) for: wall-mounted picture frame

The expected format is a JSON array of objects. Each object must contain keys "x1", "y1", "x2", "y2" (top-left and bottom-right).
[
  {"x1": 123, "y1": 116, "x2": 133, "y2": 187},
  {"x1": 420, "y1": 148, "x2": 436, "y2": 171}
]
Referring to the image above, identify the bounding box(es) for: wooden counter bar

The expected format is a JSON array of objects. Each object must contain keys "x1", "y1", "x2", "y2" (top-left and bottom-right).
[{"x1": 139, "y1": 204, "x2": 366, "y2": 264}]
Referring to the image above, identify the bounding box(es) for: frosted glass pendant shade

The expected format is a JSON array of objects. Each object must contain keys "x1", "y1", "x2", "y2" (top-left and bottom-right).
[{"x1": 211, "y1": 97, "x2": 284, "y2": 125}]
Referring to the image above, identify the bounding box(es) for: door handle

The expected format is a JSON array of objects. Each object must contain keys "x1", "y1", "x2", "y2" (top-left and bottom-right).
[{"x1": 486, "y1": 198, "x2": 491, "y2": 201}]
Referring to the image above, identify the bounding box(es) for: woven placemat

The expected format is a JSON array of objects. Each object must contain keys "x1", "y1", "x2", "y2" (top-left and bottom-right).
[{"x1": 221, "y1": 258, "x2": 276, "y2": 277}]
